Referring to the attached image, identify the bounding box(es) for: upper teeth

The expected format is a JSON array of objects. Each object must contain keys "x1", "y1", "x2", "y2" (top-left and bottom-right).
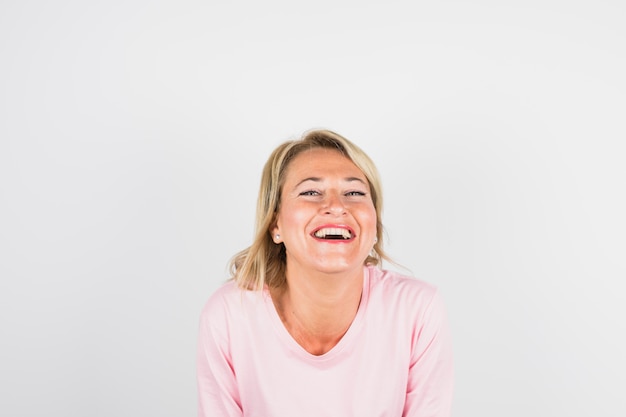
[{"x1": 314, "y1": 228, "x2": 352, "y2": 239}]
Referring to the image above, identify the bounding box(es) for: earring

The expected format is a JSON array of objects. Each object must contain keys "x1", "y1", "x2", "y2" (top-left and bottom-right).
[
  {"x1": 374, "y1": 236, "x2": 378, "y2": 244},
  {"x1": 274, "y1": 234, "x2": 281, "y2": 243}
]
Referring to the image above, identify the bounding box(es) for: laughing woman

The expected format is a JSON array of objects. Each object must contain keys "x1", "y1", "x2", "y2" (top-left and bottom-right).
[{"x1": 197, "y1": 130, "x2": 454, "y2": 417}]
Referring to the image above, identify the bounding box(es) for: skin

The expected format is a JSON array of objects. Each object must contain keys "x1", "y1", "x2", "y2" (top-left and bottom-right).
[{"x1": 270, "y1": 148, "x2": 377, "y2": 355}]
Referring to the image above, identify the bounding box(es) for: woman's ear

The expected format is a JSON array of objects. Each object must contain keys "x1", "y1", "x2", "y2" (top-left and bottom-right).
[{"x1": 270, "y1": 222, "x2": 281, "y2": 244}]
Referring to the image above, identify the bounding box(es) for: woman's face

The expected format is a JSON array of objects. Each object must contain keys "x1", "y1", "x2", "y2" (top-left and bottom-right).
[{"x1": 272, "y1": 148, "x2": 377, "y2": 277}]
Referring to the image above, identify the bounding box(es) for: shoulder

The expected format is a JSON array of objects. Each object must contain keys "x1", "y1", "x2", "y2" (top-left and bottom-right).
[
  {"x1": 199, "y1": 280, "x2": 266, "y2": 329},
  {"x1": 200, "y1": 280, "x2": 238, "y2": 315},
  {"x1": 366, "y1": 265, "x2": 446, "y2": 321},
  {"x1": 367, "y1": 265, "x2": 438, "y2": 300}
]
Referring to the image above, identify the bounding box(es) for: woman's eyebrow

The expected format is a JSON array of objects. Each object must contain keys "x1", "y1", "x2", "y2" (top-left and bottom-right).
[
  {"x1": 294, "y1": 176, "x2": 366, "y2": 188},
  {"x1": 345, "y1": 177, "x2": 367, "y2": 184},
  {"x1": 295, "y1": 177, "x2": 322, "y2": 188}
]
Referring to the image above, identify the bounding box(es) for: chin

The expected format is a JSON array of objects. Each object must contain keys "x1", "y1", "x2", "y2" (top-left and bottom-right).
[{"x1": 311, "y1": 260, "x2": 364, "y2": 275}]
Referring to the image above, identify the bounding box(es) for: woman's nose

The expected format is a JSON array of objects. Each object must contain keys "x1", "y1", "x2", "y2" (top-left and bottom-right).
[{"x1": 322, "y1": 192, "x2": 346, "y2": 215}]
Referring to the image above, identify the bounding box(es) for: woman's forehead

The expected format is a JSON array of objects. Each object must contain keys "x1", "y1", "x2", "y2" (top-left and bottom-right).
[{"x1": 284, "y1": 148, "x2": 364, "y2": 179}]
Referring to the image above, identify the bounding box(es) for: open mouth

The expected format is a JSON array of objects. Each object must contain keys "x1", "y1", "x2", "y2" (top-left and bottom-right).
[{"x1": 312, "y1": 227, "x2": 354, "y2": 240}]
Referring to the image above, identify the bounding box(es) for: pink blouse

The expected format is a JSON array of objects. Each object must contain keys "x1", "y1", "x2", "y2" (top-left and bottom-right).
[{"x1": 197, "y1": 265, "x2": 454, "y2": 416}]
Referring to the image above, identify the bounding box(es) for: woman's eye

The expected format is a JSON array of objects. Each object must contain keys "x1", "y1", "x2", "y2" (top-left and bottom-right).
[
  {"x1": 346, "y1": 191, "x2": 366, "y2": 197},
  {"x1": 299, "y1": 190, "x2": 320, "y2": 196}
]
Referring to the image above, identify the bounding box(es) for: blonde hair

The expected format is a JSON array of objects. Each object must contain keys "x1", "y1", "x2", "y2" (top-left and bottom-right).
[{"x1": 229, "y1": 129, "x2": 390, "y2": 290}]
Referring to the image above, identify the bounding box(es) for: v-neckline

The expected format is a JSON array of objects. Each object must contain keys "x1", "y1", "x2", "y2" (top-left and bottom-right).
[{"x1": 264, "y1": 266, "x2": 371, "y2": 363}]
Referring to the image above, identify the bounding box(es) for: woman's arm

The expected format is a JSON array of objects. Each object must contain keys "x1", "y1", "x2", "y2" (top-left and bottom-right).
[
  {"x1": 197, "y1": 299, "x2": 243, "y2": 417},
  {"x1": 403, "y1": 290, "x2": 454, "y2": 417}
]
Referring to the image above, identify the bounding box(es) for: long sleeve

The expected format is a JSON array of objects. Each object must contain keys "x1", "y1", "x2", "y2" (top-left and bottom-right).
[
  {"x1": 197, "y1": 294, "x2": 243, "y2": 417},
  {"x1": 403, "y1": 290, "x2": 454, "y2": 417}
]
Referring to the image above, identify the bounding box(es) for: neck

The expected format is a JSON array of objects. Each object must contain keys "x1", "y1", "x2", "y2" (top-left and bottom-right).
[{"x1": 271, "y1": 266, "x2": 364, "y2": 355}]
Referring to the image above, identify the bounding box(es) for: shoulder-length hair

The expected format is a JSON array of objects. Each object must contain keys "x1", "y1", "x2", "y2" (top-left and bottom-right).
[{"x1": 229, "y1": 129, "x2": 390, "y2": 290}]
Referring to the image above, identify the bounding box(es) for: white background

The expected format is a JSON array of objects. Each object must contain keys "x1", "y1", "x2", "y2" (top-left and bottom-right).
[{"x1": 1, "y1": 1, "x2": 625, "y2": 416}]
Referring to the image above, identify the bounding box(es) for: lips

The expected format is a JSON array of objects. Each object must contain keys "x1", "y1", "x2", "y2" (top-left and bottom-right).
[{"x1": 311, "y1": 226, "x2": 355, "y2": 240}]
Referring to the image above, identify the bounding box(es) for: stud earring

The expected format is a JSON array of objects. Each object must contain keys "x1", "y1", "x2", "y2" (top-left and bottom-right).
[
  {"x1": 374, "y1": 236, "x2": 378, "y2": 244},
  {"x1": 274, "y1": 234, "x2": 281, "y2": 242}
]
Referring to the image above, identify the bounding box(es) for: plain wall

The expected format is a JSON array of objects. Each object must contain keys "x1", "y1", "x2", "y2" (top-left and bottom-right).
[{"x1": 1, "y1": 1, "x2": 624, "y2": 416}]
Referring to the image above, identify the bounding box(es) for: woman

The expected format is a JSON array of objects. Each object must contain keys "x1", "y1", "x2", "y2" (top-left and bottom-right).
[{"x1": 197, "y1": 130, "x2": 454, "y2": 416}]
